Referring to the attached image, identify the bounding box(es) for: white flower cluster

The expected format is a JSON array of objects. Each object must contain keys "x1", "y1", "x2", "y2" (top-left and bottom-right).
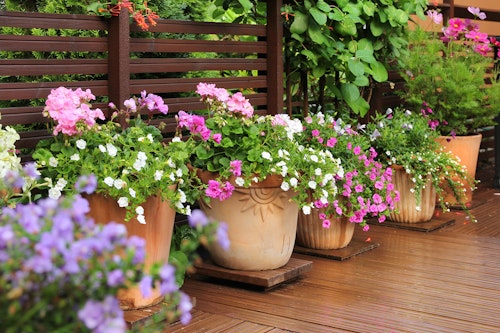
[
  {"x1": 48, "y1": 178, "x2": 68, "y2": 200},
  {"x1": 0, "y1": 123, "x2": 21, "y2": 178}
]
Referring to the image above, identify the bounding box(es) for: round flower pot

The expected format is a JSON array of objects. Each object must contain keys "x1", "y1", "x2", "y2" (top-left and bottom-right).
[
  {"x1": 296, "y1": 211, "x2": 354, "y2": 250},
  {"x1": 85, "y1": 191, "x2": 176, "y2": 310},
  {"x1": 389, "y1": 166, "x2": 436, "y2": 223},
  {"x1": 435, "y1": 134, "x2": 482, "y2": 207},
  {"x1": 197, "y1": 170, "x2": 298, "y2": 271}
]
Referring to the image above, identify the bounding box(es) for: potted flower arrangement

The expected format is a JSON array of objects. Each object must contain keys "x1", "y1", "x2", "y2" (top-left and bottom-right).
[
  {"x1": 32, "y1": 86, "x2": 196, "y2": 309},
  {"x1": 399, "y1": 6, "x2": 500, "y2": 205},
  {"x1": 294, "y1": 112, "x2": 398, "y2": 250},
  {"x1": 176, "y1": 82, "x2": 344, "y2": 270},
  {"x1": 0, "y1": 167, "x2": 228, "y2": 332},
  {"x1": 364, "y1": 107, "x2": 476, "y2": 223}
]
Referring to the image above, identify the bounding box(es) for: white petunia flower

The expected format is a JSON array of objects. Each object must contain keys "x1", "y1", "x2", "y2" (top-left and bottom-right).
[
  {"x1": 308, "y1": 180, "x2": 317, "y2": 190},
  {"x1": 98, "y1": 145, "x2": 106, "y2": 153},
  {"x1": 55, "y1": 178, "x2": 67, "y2": 190},
  {"x1": 135, "y1": 206, "x2": 144, "y2": 215},
  {"x1": 113, "y1": 179, "x2": 125, "y2": 189},
  {"x1": 129, "y1": 188, "x2": 136, "y2": 198},
  {"x1": 137, "y1": 151, "x2": 147, "y2": 161},
  {"x1": 106, "y1": 143, "x2": 118, "y2": 157},
  {"x1": 281, "y1": 181, "x2": 290, "y2": 191},
  {"x1": 104, "y1": 177, "x2": 114, "y2": 187},
  {"x1": 310, "y1": 155, "x2": 319, "y2": 163},
  {"x1": 117, "y1": 197, "x2": 129, "y2": 207},
  {"x1": 261, "y1": 151, "x2": 272, "y2": 160},
  {"x1": 147, "y1": 133, "x2": 154, "y2": 142},
  {"x1": 289, "y1": 177, "x2": 298, "y2": 187},
  {"x1": 70, "y1": 154, "x2": 80, "y2": 161},
  {"x1": 235, "y1": 177, "x2": 245, "y2": 187},
  {"x1": 154, "y1": 170, "x2": 164, "y2": 181},
  {"x1": 76, "y1": 139, "x2": 87, "y2": 149},
  {"x1": 302, "y1": 205, "x2": 311, "y2": 215},
  {"x1": 314, "y1": 168, "x2": 322, "y2": 176},
  {"x1": 137, "y1": 214, "x2": 146, "y2": 224}
]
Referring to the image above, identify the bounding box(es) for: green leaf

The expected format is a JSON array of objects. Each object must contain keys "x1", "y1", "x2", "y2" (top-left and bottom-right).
[
  {"x1": 340, "y1": 83, "x2": 360, "y2": 103},
  {"x1": 290, "y1": 11, "x2": 309, "y2": 34},
  {"x1": 195, "y1": 145, "x2": 214, "y2": 160},
  {"x1": 238, "y1": 0, "x2": 253, "y2": 11},
  {"x1": 355, "y1": 49, "x2": 376, "y2": 64},
  {"x1": 363, "y1": 2, "x2": 376, "y2": 16},
  {"x1": 309, "y1": 7, "x2": 327, "y2": 25},
  {"x1": 334, "y1": 16, "x2": 357, "y2": 36},
  {"x1": 346, "y1": 96, "x2": 370, "y2": 117},
  {"x1": 300, "y1": 49, "x2": 318, "y2": 65},
  {"x1": 329, "y1": 8, "x2": 343, "y2": 21},
  {"x1": 312, "y1": 65, "x2": 326, "y2": 78},
  {"x1": 353, "y1": 75, "x2": 370, "y2": 87},
  {"x1": 307, "y1": 22, "x2": 328, "y2": 45},
  {"x1": 370, "y1": 20, "x2": 384, "y2": 37},
  {"x1": 348, "y1": 58, "x2": 365, "y2": 77},
  {"x1": 316, "y1": 0, "x2": 331, "y2": 12},
  {"x1": 370, "y1": 61, "x2": 388, "y2": 82},
  {"x1": 247, "y1": 149, "x2": 261, "y2": 162}
]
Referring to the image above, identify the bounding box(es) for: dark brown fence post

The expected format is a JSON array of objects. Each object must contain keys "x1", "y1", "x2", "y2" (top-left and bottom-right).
[
  {"x1": 266, "y1": 0, "x2": 283, "y2": 114},
  {"x1": 107, "y1": 10, "x2": 130, "y2": 123}
]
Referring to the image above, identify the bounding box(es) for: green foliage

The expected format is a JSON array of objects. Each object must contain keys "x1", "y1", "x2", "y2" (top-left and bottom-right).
[
  {"x1": 364, "y1": 107, "x2": 475, "y2": 217},
  {"x1": 400, "y1": 23, "x2": 500, "y2": 135},
  {"x1": 281, "y1": 0, "x2": 427, "y2": 117}
]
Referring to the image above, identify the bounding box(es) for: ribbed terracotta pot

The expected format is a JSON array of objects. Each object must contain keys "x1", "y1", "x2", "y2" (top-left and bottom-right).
[
  {"x1": 85, "y1": 191, "x2": 176, "y2": 310},
  {"x1": 296, "y1": 211, "x2": 354, "y2": 250},
  {"x1": 197, "y1": 170, "x2": 298, "y2": 271},
  {"x1": 435, "y1": 134, "x2": 481, "y2": 207},
  {"x1": 389, "y1": 166, "x2": 436, "y2": 223}
]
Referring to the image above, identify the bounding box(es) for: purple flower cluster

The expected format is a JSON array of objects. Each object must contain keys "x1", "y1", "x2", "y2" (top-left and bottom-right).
[{"x1": 0, "y1": 175, "x2": 192, "y2": 332}]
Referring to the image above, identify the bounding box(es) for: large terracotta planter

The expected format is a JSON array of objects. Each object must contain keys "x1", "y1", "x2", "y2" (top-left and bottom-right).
[
  {"x1": 435, "y1": 134, "x2": 482, "y2": 207},
  {"x1": 197, "y1": 170, "x2": 298, "y2": 271},
  {"x1": 389, "y1": 166, "x2": 436, "y2": 223},
  {"x1": 85, "y1": 191, "x2": 176, "y2": 310},
  {"x1": 296, "y1": 211, "x2": 354, "y2": 250}
]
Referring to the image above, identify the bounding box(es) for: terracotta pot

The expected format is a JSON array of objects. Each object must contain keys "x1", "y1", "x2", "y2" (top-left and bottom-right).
[
  {"x1": 197, "y1": 170, "x2": 298, "y2": 270},
  {"x1": 389, "y1": 166, "x2": 436, "y2": 223},
  {"x1": 85, "y1": 190, "x2": 176, "y2": 310},
  {"x1": 435, "y1": 134, "x2": 482, "y2": 207},
  {"x1": 296, "y1": 211, "x2": 354, "y2": 250}
]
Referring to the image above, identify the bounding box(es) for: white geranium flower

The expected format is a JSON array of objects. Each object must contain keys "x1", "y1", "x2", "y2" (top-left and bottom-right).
[
  {"x1": 106, "y1": 143, "x2": 118, "y2": 157},
  {"x1": 117, "y1": 197, "x2": 129, "y2": 207},
  {"x1": 104, "y1": 177, "x2": 114, "y2": 187},
  {"x1": 48, "y1": 157, "x2": 58, "y2": 167},
  {"x1": 70, "y1": 154, "x2": 80, "y2": 161},
  {"x1": 76, "y1": 139, "x2": 87, "y2": 149},
  {"x1": 48, "y1": 187, "x2": 62, "y2": 200},
  {"x1": 55, "y1": 178, "x2": 67, "y2": 190}
]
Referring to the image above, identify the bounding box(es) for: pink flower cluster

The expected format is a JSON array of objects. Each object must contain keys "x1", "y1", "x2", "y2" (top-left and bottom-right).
[
  {"x1": 205, "y1": 180, "x2": 234, "y2": 201},
  {"x1": 138, "y1": 90, "x2": 169, "y2": 114},
  {"x1": 44, "y1": 87, "x2": 105, "y2": 136},
  {"x1": 196, "y1": 82, "x2": 254, "y2": 118},
  {"x1": 429, "y1": 6, "x2": 497, "y2": 57},
  {"x1": 177, "y1": 111, "x2": 212, "y2": 141}
]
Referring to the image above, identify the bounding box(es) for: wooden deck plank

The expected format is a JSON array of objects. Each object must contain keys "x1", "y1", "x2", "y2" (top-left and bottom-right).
[{"x1": 173, "y1": 181, "x2": 500, "y2": 332}]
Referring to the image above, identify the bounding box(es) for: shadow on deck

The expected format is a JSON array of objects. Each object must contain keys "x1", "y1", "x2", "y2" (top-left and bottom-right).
[{"x1": 169, "y1": 163, "x2": 500, "y2": 332}]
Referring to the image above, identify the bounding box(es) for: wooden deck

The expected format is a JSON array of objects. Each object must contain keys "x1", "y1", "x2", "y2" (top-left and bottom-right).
[{"x1": 168, "y1": 165, "x2": 500, "y2": 333}]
